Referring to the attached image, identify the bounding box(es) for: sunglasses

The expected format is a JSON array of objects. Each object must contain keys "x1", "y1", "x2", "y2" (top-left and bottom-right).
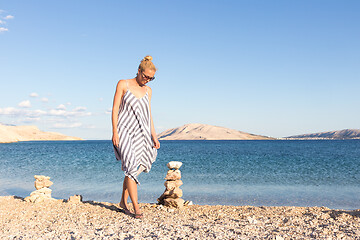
[{"x1": 141, "y1": 72, "x2": 155, "y2": 81}]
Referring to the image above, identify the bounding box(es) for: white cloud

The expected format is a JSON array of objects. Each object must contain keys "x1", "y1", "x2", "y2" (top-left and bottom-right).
[
  {"x1": 48, "y1": 108, "x2": 91, "y2": 117},
  {"x1": 1, "y1": 105, "x2": 91, "y2": 118},
  {"x1": 48, "y1": 109, "x2": 67, "y2": 116},
  {"x1": 1, "y1": 95, "x2": 92, "y2": 130},
  {"x1": 74, "y1": 106, "x2": 86, "y2": 112},
  {"x1": 18, "y1": 100, "x2": 31, "y2": 108},
  {"x1": 53, "y1": 122, "x2": 82, "y2": 128},
  {"x1": 0, "y1": 27, "x2": 8, "y2": 32},
  {"x1": 99, "y1": 98, "x2": 103, "y2": 102},
  {"x1": 0, "y1": 107, "x2": 20, "y2": 115},
  {"x1": 4, "y1": 15, "x2": 14, "y2": 20},
  {"x1": 0, "y1": 20, "x2": 5, "y2": 24},
  {"x1": 0, "y1": 107, "x2": 46, "y2": 117},
  {"x1": 21, "y1": 117, "x2": 41, "y2": 123},
  {"x1": 31, "y1": 109, "x2": 47, "y2": 117},
  {"x1": 57, "y1": 104, "x2": 66, "y2": 110}
]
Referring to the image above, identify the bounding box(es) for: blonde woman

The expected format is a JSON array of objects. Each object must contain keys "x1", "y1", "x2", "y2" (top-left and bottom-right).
[{"x1": 112, "y1": 56, "x2": 160, "y2": 219}]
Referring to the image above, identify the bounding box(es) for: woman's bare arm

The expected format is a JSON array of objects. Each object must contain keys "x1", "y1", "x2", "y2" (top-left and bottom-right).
[{"x1": 147, "y1": 86, "x2": 160, "y2": 149}]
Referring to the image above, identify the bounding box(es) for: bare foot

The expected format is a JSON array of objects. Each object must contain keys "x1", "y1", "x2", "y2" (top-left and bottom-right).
[
  {"x1": 119, "y1": 201, "x2": 129, "y2": 209},
  {"x1": 119, "y1": 201, "x2": 132, "y2": 215},
  {"x1": 134, "y1": 208, "x2": 143, "y2": 219}
]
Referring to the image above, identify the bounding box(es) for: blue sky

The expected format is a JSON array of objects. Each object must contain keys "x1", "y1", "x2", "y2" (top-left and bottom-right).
[{"x1": 0, "y1": 0, "x2": 359, "y2": 139}]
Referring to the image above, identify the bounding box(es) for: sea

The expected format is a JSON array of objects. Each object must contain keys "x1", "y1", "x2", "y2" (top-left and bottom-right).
[{"x1": 0, "y1": 140, "x2": 359, "y2": 210}]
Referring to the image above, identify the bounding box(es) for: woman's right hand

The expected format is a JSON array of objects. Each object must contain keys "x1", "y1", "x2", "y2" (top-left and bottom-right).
[{"x1": 112, "y1": 132, "x2": 119, "y2": 147}]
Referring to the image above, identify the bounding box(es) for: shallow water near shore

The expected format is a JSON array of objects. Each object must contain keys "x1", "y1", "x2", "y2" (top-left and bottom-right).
[{"x1": 0, "y1": 140, "x2": 359, "y2": 210}]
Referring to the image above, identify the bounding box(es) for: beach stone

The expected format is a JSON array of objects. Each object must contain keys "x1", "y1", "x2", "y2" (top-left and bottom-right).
[
  {"x1": 35, "y1": 179, "x2": 53, "y2": 190},
  {"x1": 164, "y1": 180, "x2": 183, "y2": 190},
  {"x1": 33, "y1": 195, "x2": 54, "y2": 203},
  {"x1": 68, "y1": 195, "x2": 83, "y2": 203},
  {"x1": 163, "y1": 198, "x2": 185, "y2": 209},
  {"x1": 167, "y1": 161, "x2": 182, "y2": 170},
  {"x1": 156, "y1": 204, "x2": 165, "y2": 209},
  {"x1": 25, "y1": 187, "x2": 53, "y2": 203},
  {"x1": 34, "y1": 175, "x2": 51, "y2": 181},
  {"x1": 36, "y1": 187, "x2": 52, "y2": 195},
  {"x1": 163, "y1": 187, "x2": 183, "y2": 199},
  {"x1": 24, "y1": 195, "x2": 37, "y2": 203},
  {"x1": 165, "y1": 170, "x2": 181, "y2": 180},
  {"x1": 158, "y1": 187, "x2": 183, "y2": 203},
  {"x1": 247, "y1": 216, "x2": 257, "y2": 224},
  {"x1": 34, "y1": 175, "x2": 53, "y2": 190}
]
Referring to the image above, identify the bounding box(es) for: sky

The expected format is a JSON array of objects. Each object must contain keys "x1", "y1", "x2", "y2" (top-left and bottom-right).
[{"x1": 0, "y1": 0, "x2": 359, "y2": 139}]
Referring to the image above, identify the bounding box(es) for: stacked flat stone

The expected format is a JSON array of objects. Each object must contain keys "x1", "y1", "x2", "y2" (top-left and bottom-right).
[
  {"x1": 24, "y1": 175, "x2": 54, "y2": 203},
  {"x1": 67, "y1": 194, "x2": 83, "y2": 204},
  {"x1": 158, "y1": 161, "x2": 184, "y2": 209}
]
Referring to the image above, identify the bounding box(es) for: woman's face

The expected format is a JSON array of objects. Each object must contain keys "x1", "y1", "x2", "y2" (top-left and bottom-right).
[{"x1": 138, "y1": 68, "x2": 155, "y2": 85}]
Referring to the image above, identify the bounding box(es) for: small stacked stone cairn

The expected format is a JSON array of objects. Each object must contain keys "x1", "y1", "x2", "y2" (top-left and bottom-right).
[
  {"x1": 157, "y1": 161, "x2": 185, "y2": 209},
  {"x1": 67, "y1": 194, "x2": 83, "y2": 204},
  {"x1": 24, "y1": 175, "x2": 54, "y2": 203}
]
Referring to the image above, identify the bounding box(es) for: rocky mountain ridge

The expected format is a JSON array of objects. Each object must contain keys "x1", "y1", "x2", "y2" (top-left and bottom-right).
[
  {"x1": 157, "y1": 123, "x2": 274, "y2": 140},
  {"x1": 285, "y1": 129, "x2": 360, "y2": 140},
  {"x1": 0, "y1": 124, "x2": 83, "y2": 143}
]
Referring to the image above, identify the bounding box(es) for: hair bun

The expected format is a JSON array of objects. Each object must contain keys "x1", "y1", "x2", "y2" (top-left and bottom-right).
[
  {"x1": 143, "y1": 55, "x2": 153, "y2": 61},
  {"x1": 138, "y1": 55, "x2": 156, "y2": 72}
]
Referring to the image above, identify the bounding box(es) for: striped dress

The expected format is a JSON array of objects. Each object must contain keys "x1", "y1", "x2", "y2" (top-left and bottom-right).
[{"x1": 113, "y1": 81, "x2": 157, "y2": 184}]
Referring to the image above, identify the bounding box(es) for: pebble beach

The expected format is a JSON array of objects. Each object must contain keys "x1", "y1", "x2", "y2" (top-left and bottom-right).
[{"x1": 1, "y1": 196, "x2": 359, "y2": 239}]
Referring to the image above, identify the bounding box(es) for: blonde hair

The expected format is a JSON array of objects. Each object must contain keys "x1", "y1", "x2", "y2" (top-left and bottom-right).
[{"x1": 138, "y1": 55, "x2": 157, "y2": 72}]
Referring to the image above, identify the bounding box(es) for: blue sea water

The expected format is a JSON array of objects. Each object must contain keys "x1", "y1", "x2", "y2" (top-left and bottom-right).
[{"x1": 0, "y1": 140, "x2": 359, "y2": 210}]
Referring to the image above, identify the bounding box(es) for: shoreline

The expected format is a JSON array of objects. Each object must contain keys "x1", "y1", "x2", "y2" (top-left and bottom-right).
[
  {"x1": 0, "y1": 193, "x2": 357, "y2": 211},
  {"x1": 1, "y1": 195, "x2": 359, "y2": 239}
]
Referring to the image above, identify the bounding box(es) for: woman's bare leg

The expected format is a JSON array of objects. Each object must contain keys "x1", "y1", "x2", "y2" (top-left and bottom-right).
[
  {"x1": 121, "y1": 165, "x2": 143, "y2": 210},
  {"x1": 125, "y1": 176, "x2": 141, "y2": 215},
  {"x1": 120, "y1": 177, "x2": 130, "y2": 210}
]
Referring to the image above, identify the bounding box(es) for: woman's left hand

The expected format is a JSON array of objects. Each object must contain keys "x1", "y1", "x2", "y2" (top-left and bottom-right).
[{"x1": 153, "y1": 137, "x2": 160, "y2": 149}]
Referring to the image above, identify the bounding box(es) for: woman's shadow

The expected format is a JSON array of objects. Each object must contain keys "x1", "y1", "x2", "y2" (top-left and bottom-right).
[
  {"x1": 323, "y1": 209, "x2": 360, "y2": 220},
  {"x1": 80, "y1": 200, "x2": 125, "y2": 213},
  {"x1": 14, "y1": 195, "x2": 127, "y2": 214}
]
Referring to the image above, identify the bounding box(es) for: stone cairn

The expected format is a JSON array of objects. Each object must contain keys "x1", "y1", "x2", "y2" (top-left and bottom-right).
[
  {"x1": 24, "y1": 175, "x2": 83, "y2": 203},
  {"x1": 24, "y1": 175, "x2": 54, "y2": 203},
  {"x1": 157, "y1": 161, "x2": 185, "y2": 209}
]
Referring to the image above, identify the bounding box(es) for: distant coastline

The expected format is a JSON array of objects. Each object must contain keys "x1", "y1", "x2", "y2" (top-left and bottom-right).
[
  {"x1": 157, "y1": 124, "x2": 360, "y2": 141},
  {"x1": 157, "y1": 123, "x2": 274, "y2": 140},
  {"x1": 2, "y1": 123, "x2": 358, "y2": 142},
  {"x1": 284, "y1": 129, "x2": 360, "y2": 140},
  {"x1": 279, "y1": 137, "x2": 360, "y2": 140},
  {"x1": 0, "y1": 124, "x2": 83, "y2": 143}
]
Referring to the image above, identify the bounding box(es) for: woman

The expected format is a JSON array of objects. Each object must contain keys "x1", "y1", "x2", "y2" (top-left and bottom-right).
[{"x1": 112, "y1": 56, "x2": 160, "y2": 219}]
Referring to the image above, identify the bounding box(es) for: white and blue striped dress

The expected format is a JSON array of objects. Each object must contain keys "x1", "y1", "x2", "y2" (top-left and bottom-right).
[{"x1": 113, "y1": 81, "x2": 157, "y2": 184}]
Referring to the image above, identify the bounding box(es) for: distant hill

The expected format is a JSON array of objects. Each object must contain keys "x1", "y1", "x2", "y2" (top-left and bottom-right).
[
  {"x1": 0, "y1": 124, "x2": 83, "y2": 143},
  {"x1": 285, "y1": 129, "x2": 360, "y2": 140},
  {"x1": 157, "y1": 123, "x2": 274, "y2": 140}
]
